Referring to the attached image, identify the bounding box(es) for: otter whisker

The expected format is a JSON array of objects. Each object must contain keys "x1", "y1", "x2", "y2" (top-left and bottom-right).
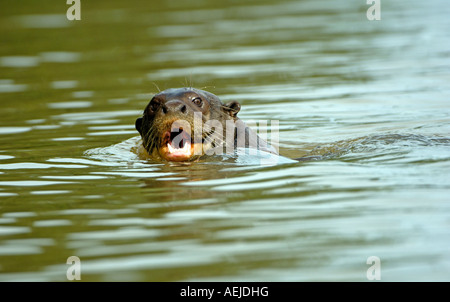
[
  {"x1": 144, "y1": 125, "x2": 159, "y2": 153},
  {"x1": 151, "y1": 82, "x2": 161, "y2": 93}
]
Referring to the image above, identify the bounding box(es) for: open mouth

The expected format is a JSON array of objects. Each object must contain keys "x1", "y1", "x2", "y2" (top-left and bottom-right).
[{"x1": 160, "y1": 127, "x2": 195, "y2": 161}]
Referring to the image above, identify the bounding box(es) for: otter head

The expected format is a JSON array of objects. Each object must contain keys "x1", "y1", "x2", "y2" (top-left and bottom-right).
[{"x1": 135, "y1": 87, "x2": 241, "y2": 162}]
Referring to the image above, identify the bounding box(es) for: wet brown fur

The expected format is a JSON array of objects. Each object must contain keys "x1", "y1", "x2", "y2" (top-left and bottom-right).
[{"x1": 135, "y1": 87, "x2": 241, "y2": 160}]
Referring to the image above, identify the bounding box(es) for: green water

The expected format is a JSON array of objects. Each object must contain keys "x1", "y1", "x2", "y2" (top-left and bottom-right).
[{"x1": 0, "y1": 0, "x2": 449, "y2": 281}]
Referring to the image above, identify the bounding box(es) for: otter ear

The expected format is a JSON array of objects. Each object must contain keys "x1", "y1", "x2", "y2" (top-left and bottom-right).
[
  {"x1": 135, "y1": 117, "x2": 143, "y2": 135},
  {"x1": 223, "y1": 101, "x2": 241, "y2": 118}
]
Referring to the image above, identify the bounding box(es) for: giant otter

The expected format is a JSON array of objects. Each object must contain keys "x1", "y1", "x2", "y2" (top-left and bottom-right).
[{"x1": 135, "y1": 87, "x2": 278, "y2": 162}]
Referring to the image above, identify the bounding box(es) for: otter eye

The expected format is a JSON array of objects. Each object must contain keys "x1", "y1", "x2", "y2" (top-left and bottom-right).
[
  {"x1": 150, "y1": 102, "x2": 158, "y2": 112},
  {"x1": 192, "y1": 97, "x2": 203, "y2": 107},
  {"x1": 148, "y1": 98, "x2": 161, "y2": 113}
]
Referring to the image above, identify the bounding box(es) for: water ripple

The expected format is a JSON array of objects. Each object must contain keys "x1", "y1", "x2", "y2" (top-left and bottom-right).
[{"x1": 0, "y1": 162, "x2": 87, "y2": 170}]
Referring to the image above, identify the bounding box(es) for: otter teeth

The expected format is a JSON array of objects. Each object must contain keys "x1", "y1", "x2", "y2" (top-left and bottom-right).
[{"x1": 167, "y1": 141, "x2": 191, "y2": 155}]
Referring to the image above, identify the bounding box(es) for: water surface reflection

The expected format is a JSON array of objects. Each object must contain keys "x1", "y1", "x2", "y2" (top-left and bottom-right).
[{"x1": 0, "y1": 0, "x2": 449, "y2": 281}]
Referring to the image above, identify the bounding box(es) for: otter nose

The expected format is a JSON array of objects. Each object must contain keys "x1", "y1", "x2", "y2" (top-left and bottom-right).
[{"x1": 164, "y1": 100, "x2": 187, "y2": 114}]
